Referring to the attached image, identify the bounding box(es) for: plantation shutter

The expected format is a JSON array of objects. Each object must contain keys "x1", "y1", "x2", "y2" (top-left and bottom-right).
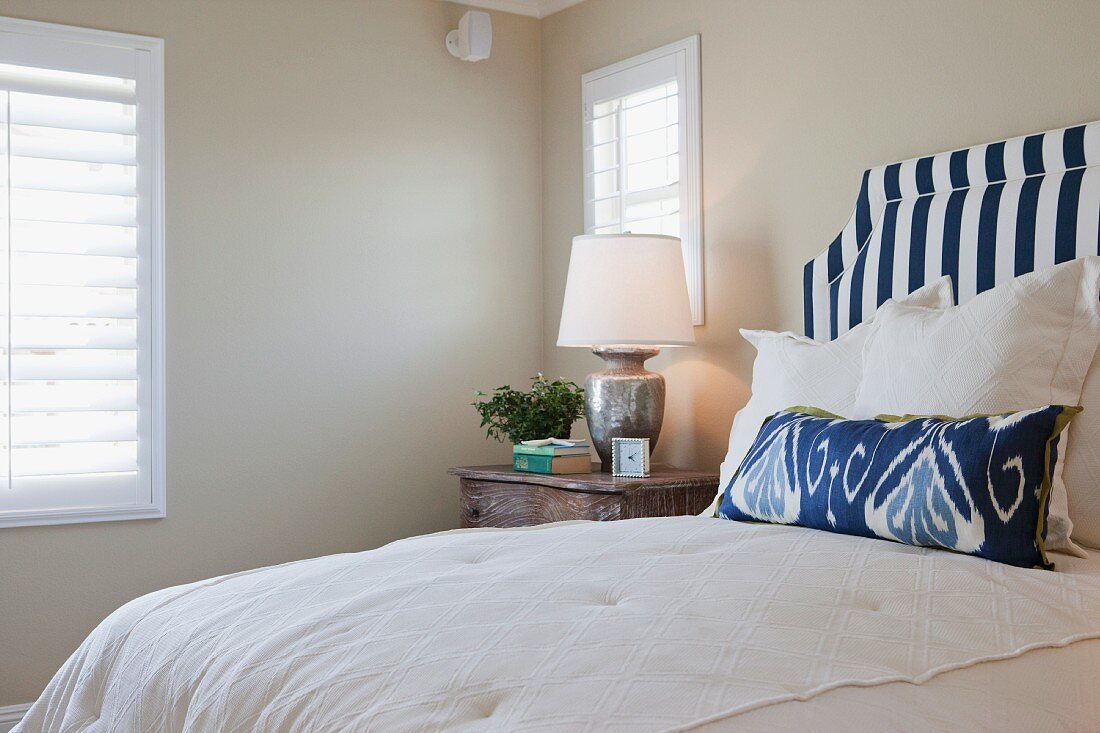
[
  {"x1": 0, "y1": 19, "x2": 164, "y2": 526},
  {"x1": 583, "y1": 53, "x2": 680, "y2": 238}
]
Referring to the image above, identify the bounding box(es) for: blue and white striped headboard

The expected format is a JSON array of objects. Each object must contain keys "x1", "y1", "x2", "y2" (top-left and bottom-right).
[{"x1": 803, "y1": 121, "x2": 1100, "y2": 340}]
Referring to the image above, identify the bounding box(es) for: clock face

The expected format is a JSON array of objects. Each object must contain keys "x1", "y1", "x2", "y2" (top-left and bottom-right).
[{"x1": 613, "y1": 438, "x2": 649, "y2": 476}]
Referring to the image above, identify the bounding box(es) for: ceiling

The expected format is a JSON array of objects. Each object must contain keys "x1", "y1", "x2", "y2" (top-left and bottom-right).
[{"x1": 446, "y1": 0, "x2": 587, "y2": 19}]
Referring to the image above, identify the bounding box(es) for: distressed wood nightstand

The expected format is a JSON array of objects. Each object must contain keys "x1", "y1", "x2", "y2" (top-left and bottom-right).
[{"x1": 448, "y1": 465, "x2": 719, "y2": 528}]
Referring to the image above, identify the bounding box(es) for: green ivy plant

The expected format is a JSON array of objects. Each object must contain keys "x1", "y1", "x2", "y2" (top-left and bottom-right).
[{"x1": 472, "y1": 374, "x2": 586, "y2": 445}]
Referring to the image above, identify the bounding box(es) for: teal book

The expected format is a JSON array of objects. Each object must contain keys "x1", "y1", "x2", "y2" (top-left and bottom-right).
[{"x1": 513, "y1": 453, "x2": 592, "y2": 474}]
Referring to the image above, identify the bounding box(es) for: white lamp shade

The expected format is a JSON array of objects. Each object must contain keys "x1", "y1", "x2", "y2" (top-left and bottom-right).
[{"x1": 557, "y1": 234, "x2": 696, "y2": 347}]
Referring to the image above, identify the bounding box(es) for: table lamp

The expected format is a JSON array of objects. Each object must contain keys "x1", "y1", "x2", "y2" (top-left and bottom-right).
[{"x1": 556, "y1": 234, "x2": 695, "y2": 470}]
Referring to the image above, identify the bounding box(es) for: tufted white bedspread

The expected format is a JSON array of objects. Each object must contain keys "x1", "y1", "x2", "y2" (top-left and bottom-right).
[{"x1": 16, "y1": 516, "x2": 1100, "y2": 732}]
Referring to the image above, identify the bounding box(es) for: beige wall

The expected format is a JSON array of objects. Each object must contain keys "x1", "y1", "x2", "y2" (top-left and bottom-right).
[
  {"x1": 541, "y1": 0, "x2": 1100, "y2": 473},
  {"x1": 0, "y1": 0, "x2": 541, "y2": 705}
]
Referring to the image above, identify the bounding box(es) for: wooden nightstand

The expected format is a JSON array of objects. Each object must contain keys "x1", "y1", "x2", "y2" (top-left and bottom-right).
[{"x1": 448, "y1": 465, "x2": 719, "y2": 528}]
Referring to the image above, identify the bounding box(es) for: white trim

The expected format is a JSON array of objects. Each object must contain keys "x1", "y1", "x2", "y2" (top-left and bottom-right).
[
  {"x1": 445, "y1": 0, "x2": 586, "y2": 19},
  {"x1": 0, "y1": 16, "x2": 167, "y2": 529},
  {"x1": 680, "y1": 36, "x2": 704, "y2": 326},
  {"x1": 581, "y1": 36, "x2": 704, "y2": 325},
  {"x1": 0, "y1": 703, "x2": 30, "y2": 733},
  {"x1": 0, "y1": 15, "x2": 162, "y2": 48},
  {"x1": 142, "y1": 23, "x2": 168, "y2": 532},
  {"x1": 533, "y1": 0, "x2": 587, "y2": 17},
  {"x1": 0, "y1": 502, "x2": 164, "y2": 529}
]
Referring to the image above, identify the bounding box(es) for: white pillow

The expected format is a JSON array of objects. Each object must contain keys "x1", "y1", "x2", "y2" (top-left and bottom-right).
[
  {"x1": 853, "y1": 256, "x2": 1100, "y2": 557},
  {"x1": 1063, "y1": 341, "x2": 1100, "y2": 549},
  {"x1": 703, "y1": 276, "x2": 955, "y2": 517}
]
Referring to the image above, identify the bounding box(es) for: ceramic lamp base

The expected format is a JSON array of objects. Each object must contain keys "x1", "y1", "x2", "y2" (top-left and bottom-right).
[{"x1": 585, "y1": 347, "x2": 665, "y2": 470}]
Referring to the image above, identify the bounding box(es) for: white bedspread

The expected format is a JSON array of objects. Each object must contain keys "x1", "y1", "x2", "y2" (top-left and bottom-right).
[{"x1": 17, "y1": 517, "x2": 1100, "y2": 732}]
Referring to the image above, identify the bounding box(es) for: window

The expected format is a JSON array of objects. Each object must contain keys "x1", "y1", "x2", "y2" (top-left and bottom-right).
[
  {"x1": 582, "y1": 36, "x2": 703, "y2": 324},
  {"x1": 0, "y1": 17, "x2": 164, "y2": 527}
]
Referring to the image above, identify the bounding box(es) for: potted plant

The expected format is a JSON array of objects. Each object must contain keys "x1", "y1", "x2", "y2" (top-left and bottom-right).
[{"x1": 472, "y1": 374, "x2": 585, "y2": 444}]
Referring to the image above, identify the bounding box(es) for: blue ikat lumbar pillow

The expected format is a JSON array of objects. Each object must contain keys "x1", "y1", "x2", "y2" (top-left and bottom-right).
[{"x1": 715, "y1": 405, "x2": 1080, "y2": 568}]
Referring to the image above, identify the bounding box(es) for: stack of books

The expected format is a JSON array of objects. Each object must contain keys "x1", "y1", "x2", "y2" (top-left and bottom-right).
[{"x1": 512, "y1": 438, "x2": 592, "y2": 474}]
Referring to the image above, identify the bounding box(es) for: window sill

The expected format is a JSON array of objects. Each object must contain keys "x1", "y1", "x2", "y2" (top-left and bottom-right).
[{"x1": 0, "y1": 502, "x2": 166, "y2": 529}]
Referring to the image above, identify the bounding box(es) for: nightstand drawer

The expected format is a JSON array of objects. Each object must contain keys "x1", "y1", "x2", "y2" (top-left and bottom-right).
[
  {"x1": 450, "y1": 465, "x2": 719, "y2": 529},
  {"x1": 460, "y1": 479, "x2": 620, "y2": 528}
]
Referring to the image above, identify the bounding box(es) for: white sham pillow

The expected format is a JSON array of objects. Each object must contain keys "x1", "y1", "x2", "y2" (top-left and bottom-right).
[
  {"x1": 1066, "y1": 360, "x2": 1100, "y2": 549},
  {"x1": 853, "y1": 256, "x2": 1100, "y2": 557},
  {"x1": 704, "y1": 276, "x2": 956, "y2": 517}
]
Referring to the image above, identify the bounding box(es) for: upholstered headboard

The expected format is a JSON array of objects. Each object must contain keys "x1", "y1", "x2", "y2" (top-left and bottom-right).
[{"x1": 803, "y1": 121, "x2": 1100, "y2": 340}]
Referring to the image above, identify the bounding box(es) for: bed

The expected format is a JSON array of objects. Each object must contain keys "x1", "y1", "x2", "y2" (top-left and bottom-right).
[{"x1": 17, "y1": 121, "x2": 1100, "y2": 732}]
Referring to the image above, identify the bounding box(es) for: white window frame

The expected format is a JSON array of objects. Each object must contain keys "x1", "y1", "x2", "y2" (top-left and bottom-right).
[
  {"x1": 0, "y1": 16, "x2": 165, "y2": 528},
  {"x1": 582, "y1": 35, "x2": 703, "y2": 325}
]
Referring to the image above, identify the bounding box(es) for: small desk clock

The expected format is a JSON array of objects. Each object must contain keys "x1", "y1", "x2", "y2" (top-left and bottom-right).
[{"x1": 611, "y1": 437, "x2": 650, "y2": 477}]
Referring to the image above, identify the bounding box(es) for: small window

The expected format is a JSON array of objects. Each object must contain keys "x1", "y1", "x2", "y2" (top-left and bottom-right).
[
  {"x1": 582, "y1": 36, "x2": 703, "y2": 324},
  {"x1": 0, "y1": 17, "x2": 165, "y2": 527}
]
